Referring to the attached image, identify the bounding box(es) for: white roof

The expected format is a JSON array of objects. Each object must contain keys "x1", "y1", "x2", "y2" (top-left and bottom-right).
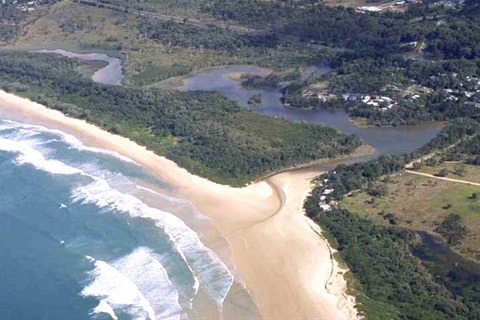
[
  {"x1": 323, "y1": 189, "x2": 334, "y2": 195},
  {"x1": 358, "y1": 6, "x2": 382, "y2": 11},
  {"x1": 319, "y1": 203, "x2": 332, "y2": 211}
]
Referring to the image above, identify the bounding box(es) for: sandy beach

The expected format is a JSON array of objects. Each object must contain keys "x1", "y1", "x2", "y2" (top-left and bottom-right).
[{"x1": 1, "y1": 90, "x2": 359, "y2": 319}]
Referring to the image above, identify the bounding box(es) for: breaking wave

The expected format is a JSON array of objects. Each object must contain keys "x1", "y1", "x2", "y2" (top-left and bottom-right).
[
  {"x1": 0, "y1": 138, "x2": 84, "y2": 175},
  {"x1": 0, "y1": 120, "x2": 136, "y2": 163},
  {"x1": 82, "y1": 258, "x2": 157, "y2": 320},
  {"x1": 84, "y1": 248, "x2": 184, "y2": 320},
  {"x1": 0, "y1": 119, "x2": 235, "y2": 317},
  {"x1": 72, "y1": 178, "x2": 234, "y2": 305}
]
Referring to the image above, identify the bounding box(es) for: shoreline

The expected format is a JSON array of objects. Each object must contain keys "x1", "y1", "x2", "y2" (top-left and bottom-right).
[{"x1": 0, "y1": 90, "x2": 360, "y2": 319}]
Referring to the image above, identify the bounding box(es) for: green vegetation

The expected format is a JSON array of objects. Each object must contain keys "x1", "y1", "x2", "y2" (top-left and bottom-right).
[
  {"x1": 283, "y1": 55, "x2": 480, "y2": 126},
  {"x1": 305, "y1": 119, "x2": 480, "y2": 318},
  {"x1": 247, "y1": 94, "x2": 262, "y2": 108},
  {"x1": 305, "y1": 206, "x2": 477, "y2": 319},
  {"x1": 315, "y1": 118, "x2": 480, "y2": 199},
  {"x1": 435, "y1": 214, "x2": 468, "y2": 246},
  {"x1": 342, "y1": 172, "x2": 480, "y2": 261},
  {"x1": 1, "y1": 1, "x2": 480, "y2": 318},
  {"x1": 0, "y1": 51, "x2": 361, "y2": 185},
  {"x1": 3, "y1": 1, "x2": 329, "y2": 87},
  {"x1": 415, "y1": 162, "x2": 480, "y2": 184},
  {"x1": 3, "y1": 0, "x2": 479, "y2": 127},
  {"x1": 138, "y1": 19, "x2": 279, "y2": 53},
  {"x1": 240, "y1": 73, "x2": 279, "y2": 90}
]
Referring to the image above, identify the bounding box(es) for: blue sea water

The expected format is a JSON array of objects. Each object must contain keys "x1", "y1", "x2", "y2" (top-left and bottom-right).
[{"x1": 0, "y1": 120, "x2": 236, "y2": 320}]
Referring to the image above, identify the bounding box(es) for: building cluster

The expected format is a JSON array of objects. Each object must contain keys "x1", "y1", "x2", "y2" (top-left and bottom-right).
[
  {"x1": 2, "y1": 0, "x2": 38, "y2": 11},
  {"x1": 435, "y1": 75, "x2": 480, "y2": 101},
  {"x1": 318, "y1": 178, "x2": 335, "y2": 212},
  {"x1": 342, "y1": 93, "x2": 396, "y2": 111}
]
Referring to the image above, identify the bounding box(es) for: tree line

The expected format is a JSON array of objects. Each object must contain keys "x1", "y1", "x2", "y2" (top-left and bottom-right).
[
  {"x1": 0, "y1": 51, "x2": 362, "y2": 185},
  {"x1": 304, "y1": 118, "x2": 480, "y2": 318}
]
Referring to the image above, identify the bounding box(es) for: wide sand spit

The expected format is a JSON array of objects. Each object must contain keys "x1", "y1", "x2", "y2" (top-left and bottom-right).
[{"x1": 1, "y1": 90, "x2": 362, "y2": 319}]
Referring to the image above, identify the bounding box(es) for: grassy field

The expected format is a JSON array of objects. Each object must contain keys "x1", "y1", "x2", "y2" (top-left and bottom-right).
[
  {"x1": 414, "y1": 162, "x2": 480, "y2": 184},
  {"x1": 342, "y1": 170, "x2": 480, "y2": 262}
]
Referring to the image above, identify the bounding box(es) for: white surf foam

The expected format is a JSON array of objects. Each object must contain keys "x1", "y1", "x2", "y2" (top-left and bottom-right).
[
  {"x1": 0, "y1": 138, "x2": 85, "y2": 175},
  {"x1": 0, "y1": 120, "x2": 136, "y2": 164},
  {"x1": 161, "y1": 229, "x2": 200, "y2": 296},
  {"x1": 112, "y1": 247, "x2": 183, "y2": 320},
  {"x1": 0, "y1": 120, "x2": 233, "y2": 307},
  {"x1": 82, "y1": 259, "x2": 156, "y2": 320},
  {"x1": 93, "y1": 300, "x2": 118, "y2": 320},
  {"x1": 72, "y1": 178, "x2": 234, "y2": 305}
]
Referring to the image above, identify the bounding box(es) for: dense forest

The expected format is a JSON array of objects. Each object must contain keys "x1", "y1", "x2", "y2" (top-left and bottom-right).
[
  {"x1": 0, "y1": 0, "x2": 27, "y2": 42},
  {"x1": 0, "y1": 51, "x2": 361, "y2": 185},
  {"x1": 137, "y1": 19, "x2": 280, "y2": 53},
  {"x1": 304, "y1": 119, "x2": 480, "y2": 318},
  {"x1": 91, "y1": 0, "x2": 479, "y2": 59},
  {"x1": 304, "y1": 206, "x2": 479, "y2": 319}
]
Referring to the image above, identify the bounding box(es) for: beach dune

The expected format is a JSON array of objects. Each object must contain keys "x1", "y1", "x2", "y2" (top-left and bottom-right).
[{"x1": 0, "y1": 90, "x2": 358, "y2": 319}]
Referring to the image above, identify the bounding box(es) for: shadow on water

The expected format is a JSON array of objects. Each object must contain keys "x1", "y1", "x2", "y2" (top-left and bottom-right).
[{"x1": 414, "y1": 232, "x2": 480, "y2": 300}]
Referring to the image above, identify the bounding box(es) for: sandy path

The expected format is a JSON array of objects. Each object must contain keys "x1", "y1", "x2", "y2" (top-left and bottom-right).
[
  {"x1": 405, "y1": 170, "x2": 480, "y2": 187},
  {"x1": 0, "y1": 90, "x2": 358, "y2": 319}
]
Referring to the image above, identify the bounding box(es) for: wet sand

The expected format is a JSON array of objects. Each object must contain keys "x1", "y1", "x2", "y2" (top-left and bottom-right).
[{"x1": 1, "y1": 90, "x2": 360, "y2": 319}]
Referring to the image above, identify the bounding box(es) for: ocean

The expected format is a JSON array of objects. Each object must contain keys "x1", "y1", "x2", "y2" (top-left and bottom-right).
[{"x1": 0, "y1": 119, "x2": 255, "y2": 320}]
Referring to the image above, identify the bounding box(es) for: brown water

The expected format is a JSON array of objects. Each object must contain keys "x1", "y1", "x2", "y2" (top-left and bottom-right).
[{"x1": 182, "y1": 66, "x2": 443, "y2": 156}]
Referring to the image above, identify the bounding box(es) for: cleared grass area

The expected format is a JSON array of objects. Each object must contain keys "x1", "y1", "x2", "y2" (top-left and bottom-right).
[
  {"x1": 342, "y1": 172, "x2": 480, "y2": 262},
  {"x1": 414, "y1": 163, "x2": 480, "y2": 184}
]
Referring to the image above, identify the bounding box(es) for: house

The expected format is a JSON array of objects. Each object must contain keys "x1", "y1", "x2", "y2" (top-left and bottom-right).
[
  {"x1": 319, "y1": 203, "x2": 332, "y2": 211},
  {"x1": 361, "y1": 95, "x2": 371, "y2": 103},
  {"x1": 357, "y1": 6, "x2": 382, "y2": 12},
  {"x1": 323, "y1": 188, "x2": 334, "y2": 195}
]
